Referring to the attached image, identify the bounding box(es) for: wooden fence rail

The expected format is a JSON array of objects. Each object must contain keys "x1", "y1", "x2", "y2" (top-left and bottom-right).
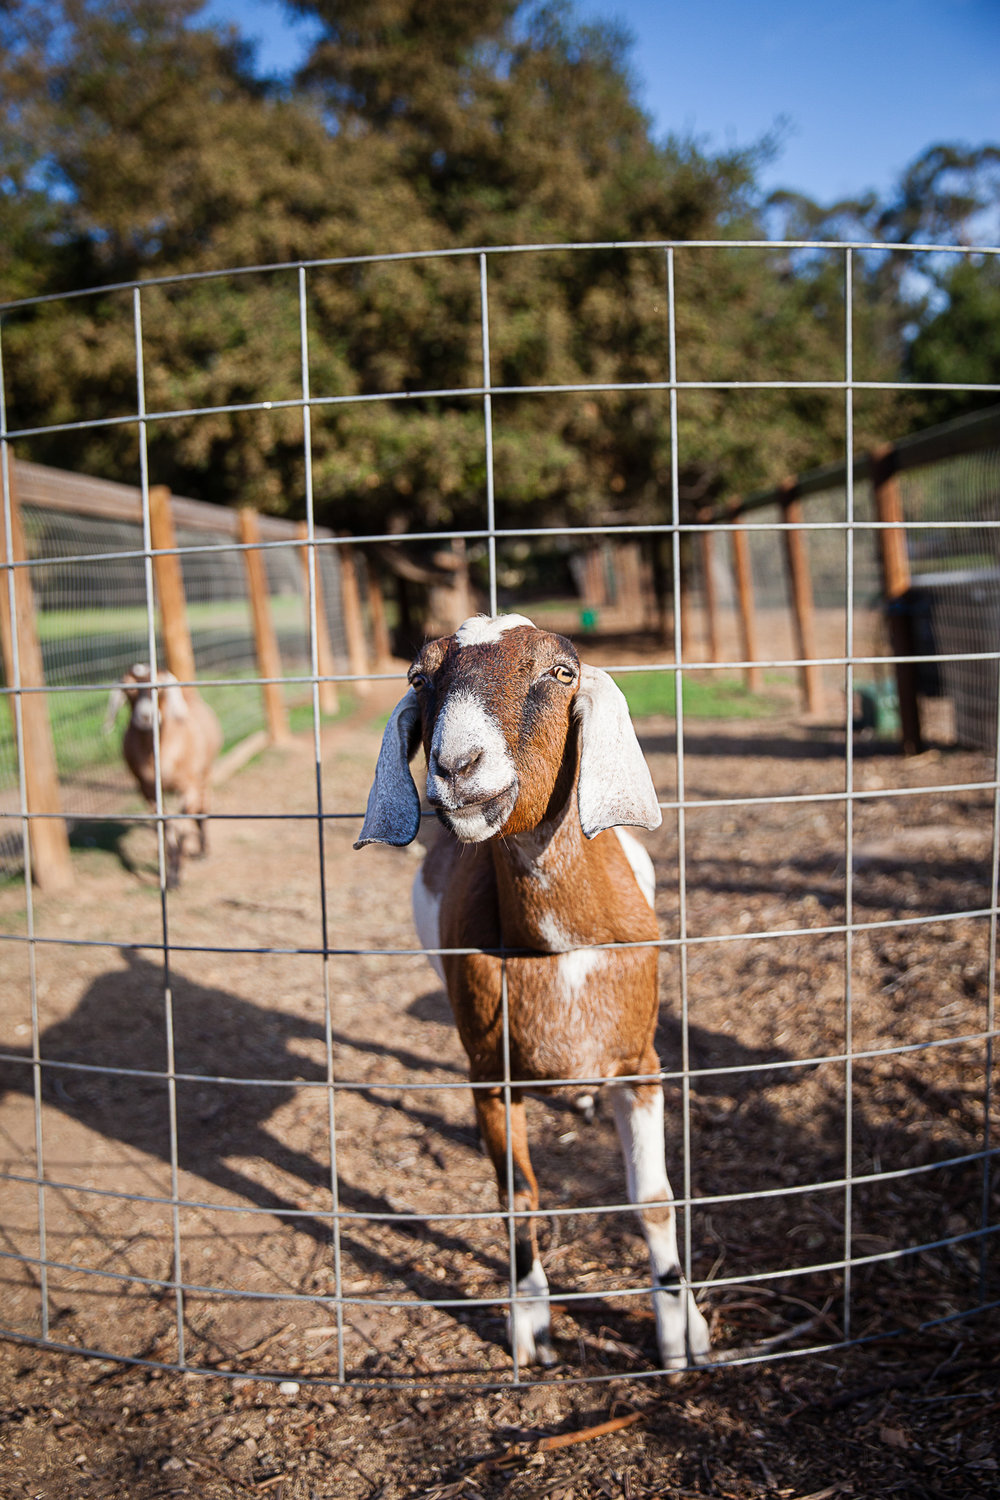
[
  {"x1": 1, "y1": 456, "x2": 375, "y2": 886},
  {"x1": 701, "y1": 404, "x2": 1000, "y2": 746}
]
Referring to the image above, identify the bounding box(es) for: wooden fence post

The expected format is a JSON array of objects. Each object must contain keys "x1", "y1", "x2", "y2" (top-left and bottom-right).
[
  {"x1": 365, "y1": 554, "x2": 393, "y2": 670},
  {"x1": 339, "y1": 540, "x2": 370, "y2": 695},
  {"x1": 650, "y1": 537, "x2": 673, "y2": 648},
  {"x1": 0, "y1": 458, "x2": 73, "y2": 891},
  {"x1": 679, "y1": 537, "x2": 697, "y2": 663},
  {"x1": 148, "y1": 485, "x2": 196, "y2": 685},
  {"x1": 296, "y1": 523, "x2": 339, "y2": 716},
  {"x1": 238, "y1": 507, "x2": 291, "y2": 743},
  {"x1": 728, "y1": 499, "x2": 762, "y2": 692},
  {"x1": 871, "y1": 442, "x2": 922, "y2": 755},
  {"x1": 698, "y1": 517, "x2": 721, "y2": 663},
  {"x1": 780, "y1": 481, "x2": 824, "y2": 715}
]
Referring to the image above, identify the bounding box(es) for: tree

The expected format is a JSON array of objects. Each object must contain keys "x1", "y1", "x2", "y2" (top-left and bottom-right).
[
  {"x1": 286, "y1": 0, "x2": 869, "y2": 525},
  {"x1": 765, "y1": 142, "x2": 1000, "y2": 433},
  {"x1": 906, "y1": 254, "x2": 1000, "y2": 425},
  {"x1": 3, "y1": 0, "x2": 992, "y2": 558},
  {"x1": 1, "y1": 0, "x2": 441, "y2": 514}
]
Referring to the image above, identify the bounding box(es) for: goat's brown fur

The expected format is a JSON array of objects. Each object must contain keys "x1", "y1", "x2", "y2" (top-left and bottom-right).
[
  {"x1": 112, "y1": 664, "x2": 222, "y2": 887},
  {"x1": 357, "y1": 615, "x2": 711, "y2": 1370}
]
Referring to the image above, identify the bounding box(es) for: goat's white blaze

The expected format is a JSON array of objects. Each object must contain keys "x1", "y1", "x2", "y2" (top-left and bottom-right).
[
  {"x1": 510, "y1": 1257, "x2": 554, "y2": 1367},
  {"x1": 412, "y1": 864, "x2": 445, "y2": 984},
  {"x1": 427, "y1": 688, "x2": 515, "y2": 842},
  {"x1": 610, "y1": 1083, "x2": 711, "y2": 1370},
  {"x1": 453, "y1": 613, "x2": 535, "y2": 647}
]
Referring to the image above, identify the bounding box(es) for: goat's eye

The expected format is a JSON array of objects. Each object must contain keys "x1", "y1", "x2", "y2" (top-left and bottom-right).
[
  {"x1": 408, "y1": 670, "x2": 429, "y2": 692},
  {"x1": 547, "y1": 662, "x2": 576, "y2": 685}
]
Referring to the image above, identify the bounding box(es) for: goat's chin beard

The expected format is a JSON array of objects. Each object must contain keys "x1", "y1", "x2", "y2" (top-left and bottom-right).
[{"x1": 438, "y1": 783, "x2": 518, "y2": 843}]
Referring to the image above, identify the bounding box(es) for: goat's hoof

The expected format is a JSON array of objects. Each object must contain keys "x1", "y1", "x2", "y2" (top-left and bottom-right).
[
  {"x1": 534, "y1": 1336, "x2": 558, "y2": 1368},
  {"x1": 509, "y1": 1259, "x2": 556, "y2": 1367},
  {"x1": 656, "y1": 1289, "x2": 711, "y2": 1375},
  {"x1": 511, "y1": 1327, "x2": 558, "y2": 1368}
]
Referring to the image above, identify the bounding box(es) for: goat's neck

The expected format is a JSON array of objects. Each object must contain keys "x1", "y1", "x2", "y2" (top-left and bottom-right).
[{"x1": 490, "y1": 790, "x2": 613, "y2": 952}]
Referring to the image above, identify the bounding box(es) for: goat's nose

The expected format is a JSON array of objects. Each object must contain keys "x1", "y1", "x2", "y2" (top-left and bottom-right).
[{"x1": 432, "y1": 746, "x2": 483, "y2": 783}]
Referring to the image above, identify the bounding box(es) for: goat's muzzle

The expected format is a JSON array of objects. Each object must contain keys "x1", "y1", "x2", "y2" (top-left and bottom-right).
[{"x1": 428, "y1": 780, "x2": 519, "y2": 842}]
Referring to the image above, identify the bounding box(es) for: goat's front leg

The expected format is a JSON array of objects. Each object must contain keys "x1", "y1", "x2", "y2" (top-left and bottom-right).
[
  {"x1": 181, "y1": 786, "x2": 210, "y2": 857},
  {"x1": 164, "y1": 817, "x2": 183, "y2": 888},
  {"x1": 610, "y1": 1078, "x2": 711, "y2": 1372},
  {"x1": 474, "y1": 1086, "x2": 556, "y2": 1367},
  {"x1": 143, "y1": 794, "x2": 182, "y2": 889}
]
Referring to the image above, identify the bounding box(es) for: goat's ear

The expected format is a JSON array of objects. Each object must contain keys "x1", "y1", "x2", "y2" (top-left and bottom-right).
[
  {"x1": 355, "y1": 688, "x2": 424, "y2": 848},
  {"x1": 103, "y1": 685, "x2": 128, "y2": 734},
  {"x1": 573, "y1": 665, "x2": 662, "y2": 838}
]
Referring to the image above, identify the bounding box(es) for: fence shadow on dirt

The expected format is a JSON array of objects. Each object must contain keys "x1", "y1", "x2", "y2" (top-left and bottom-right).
[{"x1": 0, "y1": 935, "x2": 991, "y2": 1375}]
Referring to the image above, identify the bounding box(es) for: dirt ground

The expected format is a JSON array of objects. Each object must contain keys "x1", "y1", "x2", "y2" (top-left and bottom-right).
[{"x1": 0, "y1": 621, "x2": 997, "y2": 1498}]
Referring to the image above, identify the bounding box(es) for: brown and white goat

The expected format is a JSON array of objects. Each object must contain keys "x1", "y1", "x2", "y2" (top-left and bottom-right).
[
  {"x1": 356, "y1": 614, "x2": 711, "y2": 1371},
  {"x1": 107, "y1": 663, "x2": 222, "y2": 888}
]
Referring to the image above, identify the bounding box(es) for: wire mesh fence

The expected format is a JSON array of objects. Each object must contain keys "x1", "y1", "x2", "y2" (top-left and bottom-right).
[
  {"x1": 0, "y1": 240, "x2": 997, "y2": 1390},
  {"x1": 895, "y1": 446, "x2": 1000, "y2": 749},
  {"x1": 0, "y1": 472, "x2": 353, "y2": 876}
]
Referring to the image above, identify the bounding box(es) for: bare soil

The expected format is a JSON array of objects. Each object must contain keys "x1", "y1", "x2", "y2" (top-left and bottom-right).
[{"x1": 1, "y1": 623, "x2": 997, "y2": 1498}]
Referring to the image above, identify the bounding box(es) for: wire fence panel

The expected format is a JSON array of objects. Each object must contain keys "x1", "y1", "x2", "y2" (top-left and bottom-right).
[
  {"x1": 0, "y1": 488, "x2": 352, "y2": 877},
  {"x1": 0, "y1": 241, "x2": 997, "y2": 1391},
  {"x1": 898, "y1": 447, "x2": 1000, "y2": 749}
]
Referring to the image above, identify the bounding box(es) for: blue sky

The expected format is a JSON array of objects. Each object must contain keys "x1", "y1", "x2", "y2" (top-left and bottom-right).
[{"x1": 201, "y1": 0, "x2": 999, "y2": 207}]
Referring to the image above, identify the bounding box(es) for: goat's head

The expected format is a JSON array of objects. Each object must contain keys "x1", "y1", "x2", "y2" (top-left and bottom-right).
[
  {"x1": 356, "y1": 614, "x2": 661, "y2": 848},
  {"x1": 105, "y1": 663, "x2": 189, "y2": 733}
]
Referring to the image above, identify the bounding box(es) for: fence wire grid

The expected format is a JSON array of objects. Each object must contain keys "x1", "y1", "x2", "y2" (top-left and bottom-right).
[
  {"x1": 0, "y1": 492, "x2": 353, "y2": 860},
  {"x1": 0, "y1": 240, "x2": 998, "y2": 1391}
]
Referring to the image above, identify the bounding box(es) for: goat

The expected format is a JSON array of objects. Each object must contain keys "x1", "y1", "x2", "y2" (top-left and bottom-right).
[
  {"x1": 356, "y1": 614, "x2": 711, "y2": 1372},
  {"x1": 106, "y1": 663, "x2": 222, "y2": 888}
]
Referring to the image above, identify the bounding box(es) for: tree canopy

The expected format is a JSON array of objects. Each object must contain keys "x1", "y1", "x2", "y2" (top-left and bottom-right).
[{"x1": 1, "y1": 0, "x2": 996, "y2": 536}]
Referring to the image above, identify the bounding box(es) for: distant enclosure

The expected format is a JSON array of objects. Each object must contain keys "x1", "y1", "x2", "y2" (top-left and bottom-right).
[
  {"x1": 2, "y1": 403, "x2": 1000, "y2": 887},
  {"x1": 0, "y1": 459, "x2": 364, "y2": 873},
  {"x1": 696, "y1": 406, "x2": 1000, "y2": 753}
]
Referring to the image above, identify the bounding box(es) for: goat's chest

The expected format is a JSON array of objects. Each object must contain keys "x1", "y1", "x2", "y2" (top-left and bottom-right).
[{"x1": 449, "y1": 946, "x2": 657, "y2": 1083}]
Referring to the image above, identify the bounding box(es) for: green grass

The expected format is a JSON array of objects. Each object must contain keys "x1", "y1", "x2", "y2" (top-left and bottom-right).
[
  {"x1": 35, "y1": 595, "x2": 306, "y2": 642},
  {"x1": 0, "y1": 595, "x2": 342, "y2": 783},
  {"x1": 612, "y1": 669, "x2": 779, "y2": 720},
  {"x1": 1, "y1": 590, "x2": 780, "y2": 795},
  {"x1": 0, "y1": 674, "x2": 356, "y2": 785}
]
